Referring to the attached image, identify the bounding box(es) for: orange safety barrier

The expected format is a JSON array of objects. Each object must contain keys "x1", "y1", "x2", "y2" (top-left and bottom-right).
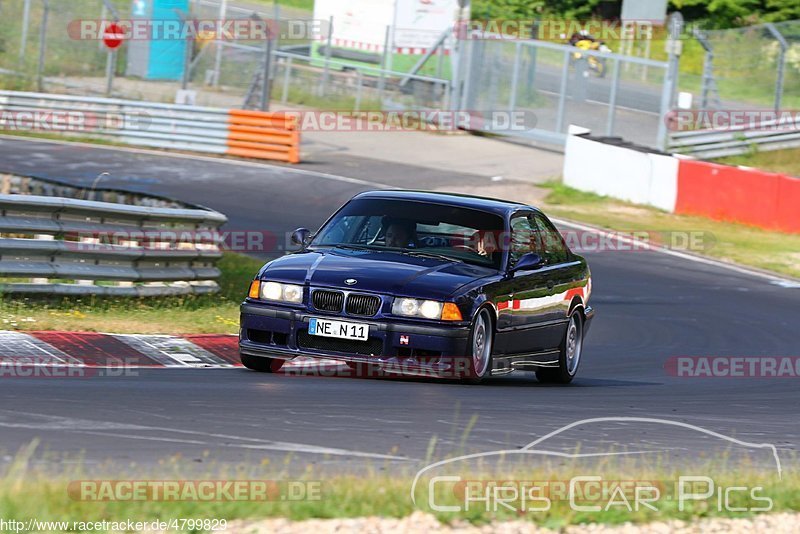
[
  {"x1": 676, "y1": 159, "x2": 799, "y2": 234},
  {"x1": 226, "y1": 109, "x2": 300, "y2": 164}
]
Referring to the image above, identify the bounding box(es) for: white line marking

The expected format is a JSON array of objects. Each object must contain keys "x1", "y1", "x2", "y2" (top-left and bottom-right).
[
  {"x1": 552, "y1": 217, "x2": 800, "y2": 285},
  {"x1": 0, "y1": 134, "x2": 397, "y2": 189},
  {"x1": 771, "y1": 280, "x2": 800, "y2": 289},
  {"x1": 0, "y1": 410, "x2": 408, "y2": 460},
  {"x1": 76, "y1": 431, "x2": 207, "y2": 445}
]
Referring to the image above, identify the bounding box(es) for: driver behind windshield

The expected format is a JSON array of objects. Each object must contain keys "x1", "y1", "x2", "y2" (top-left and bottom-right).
[{"x1": 383, "y1": 218, "x2": 417, "y2": 249}]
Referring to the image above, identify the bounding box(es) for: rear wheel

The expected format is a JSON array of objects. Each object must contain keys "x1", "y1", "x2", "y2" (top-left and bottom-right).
[
  {"x1": 240, "y1": 353, "x2": 284, "y2": 373},
  {"x1": 536, "y1": 310, "x2": 583, "y2": 384},
  {"x1": 462, "y1": 308, "x2": 494, "y2": 384}
]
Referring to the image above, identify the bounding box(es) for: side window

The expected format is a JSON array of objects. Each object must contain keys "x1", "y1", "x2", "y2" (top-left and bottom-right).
[
  {"x1": 509, "y1": 215, "x2": 536, "y2": 267},
  {"x1": 532, "y1": 213, "x2": 570, "y2": 265}
]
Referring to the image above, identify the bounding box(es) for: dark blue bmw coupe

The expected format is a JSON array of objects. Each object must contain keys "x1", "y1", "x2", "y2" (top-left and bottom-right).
[{"x1": 239, "y1": 190, "x2": 594, "y2": 384}]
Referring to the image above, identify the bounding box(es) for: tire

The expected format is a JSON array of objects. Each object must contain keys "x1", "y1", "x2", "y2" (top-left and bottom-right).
[
  {"x1": 462, "y1": 308, "x2": 494, "y2": 384},
  {"x1": 536, "y1": 310, "x2": 583, "y2": 385},
  {"x1": 240, "y1": 353, "x2": 284, "y2": 373}
]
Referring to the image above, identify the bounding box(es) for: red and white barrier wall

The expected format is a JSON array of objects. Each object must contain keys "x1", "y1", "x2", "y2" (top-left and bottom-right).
[{"x1": 563, "y1": 133, "x2": 800, "y2": 234}]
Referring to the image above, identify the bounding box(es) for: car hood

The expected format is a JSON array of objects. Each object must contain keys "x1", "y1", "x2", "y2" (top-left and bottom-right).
[{"x1": 260, "y1": 248, "x2": 496, "y2": 300}]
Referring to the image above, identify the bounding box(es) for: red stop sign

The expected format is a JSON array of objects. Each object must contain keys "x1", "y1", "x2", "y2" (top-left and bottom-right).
[{"x1": 103, "y1": 23, "x2": 125, "y2": 50}]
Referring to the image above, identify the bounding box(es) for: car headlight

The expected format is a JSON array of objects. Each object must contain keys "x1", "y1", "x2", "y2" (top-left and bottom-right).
[
  {"x1": 392, "y1": 298, "x2": 462, "y2": 321},
  {"x1": 248, "y1": 280, "x2": 303, "y2": 304}
]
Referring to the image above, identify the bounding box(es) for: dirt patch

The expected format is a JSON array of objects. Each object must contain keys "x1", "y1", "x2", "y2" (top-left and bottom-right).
[{"x1": 225, "y1": 512, "x2": 800, "y2": 534}]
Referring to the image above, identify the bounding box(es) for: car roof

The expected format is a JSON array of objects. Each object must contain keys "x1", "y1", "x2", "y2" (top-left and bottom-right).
[{"x1": 352, "y1": 190, "x2": 533, "y2": 215}]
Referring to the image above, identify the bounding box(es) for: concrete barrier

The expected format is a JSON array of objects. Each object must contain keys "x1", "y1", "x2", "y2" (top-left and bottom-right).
[
  {"x1": 563, "y1": 134, "x2": 678, "y2": 212},
  {"x1": 563, "y1": 132, "x2": 799, "y2": 234},
  {"x1": 676, "y1": 160, "x2": 800, "y2": 233}
]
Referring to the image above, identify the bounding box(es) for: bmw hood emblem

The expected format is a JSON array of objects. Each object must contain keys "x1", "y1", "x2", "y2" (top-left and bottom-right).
[{"x1": 345, "y1": 279, "x2": 358, "y2": 286}]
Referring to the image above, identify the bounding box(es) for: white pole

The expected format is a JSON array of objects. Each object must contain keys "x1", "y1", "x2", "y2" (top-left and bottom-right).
[
  {"x1": 212, "y1": 0, "x2": 228, "y2": 87},
  {"x1": 19, "y1": 0, "x2": 32, "y2": 63}
]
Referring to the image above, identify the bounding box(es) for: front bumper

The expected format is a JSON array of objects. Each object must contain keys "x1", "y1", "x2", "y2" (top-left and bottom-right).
[{"x1": 239, "y1": 302, "x2": 472, "y2": 378}]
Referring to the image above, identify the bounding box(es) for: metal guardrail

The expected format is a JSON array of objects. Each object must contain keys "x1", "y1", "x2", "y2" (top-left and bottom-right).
[
  {"x1": 667, "y1": 115, "x2": 800, "y2": 159},
  {"x1": 0, "y1": 91, "x2": 300, "y2": 163},
  {"x1": 0, "y1": 194, "x2": 228, "y2": 296}
]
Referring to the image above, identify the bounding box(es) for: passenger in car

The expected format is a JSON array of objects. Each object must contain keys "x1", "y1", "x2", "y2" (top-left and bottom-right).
[{"x1": 384, "y1": 219, "x2": 418, "y2": 248}]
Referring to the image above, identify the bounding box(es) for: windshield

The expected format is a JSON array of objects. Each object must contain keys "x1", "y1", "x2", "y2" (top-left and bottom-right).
[{"x1": 311, "y1": 198, "x2": 506, "y2": 269}]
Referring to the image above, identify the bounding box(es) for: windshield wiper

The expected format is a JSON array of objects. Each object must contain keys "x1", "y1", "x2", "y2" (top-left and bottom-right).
[
  {"x1": 331, "y1": 244, "x2": 380, "y2": 251},
  {"x1": 400, "y1": 250, "x2": 463, "y2": 263}
]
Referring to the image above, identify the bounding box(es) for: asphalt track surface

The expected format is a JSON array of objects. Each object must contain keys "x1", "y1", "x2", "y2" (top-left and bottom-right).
[{"x1": 0, "y1": 136, "x2": 798, "y2": 476}]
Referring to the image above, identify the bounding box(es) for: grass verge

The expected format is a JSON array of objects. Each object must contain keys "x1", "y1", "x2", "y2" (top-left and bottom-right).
[
  {"x1": 0, "y1": 444, "x2": 797, "y2": 529},
  {"x1": 541, "y1": 181, "x2": 800, "y2": 279},
  {"x1": 716, "y1": 147, "x2": 800, "y2": 178},
  {"x1": 0, "y1": 253, "x2": 264, "y2": 335}
]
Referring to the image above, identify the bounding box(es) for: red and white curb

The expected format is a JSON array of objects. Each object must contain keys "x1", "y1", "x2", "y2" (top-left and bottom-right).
[{"x1": 0, "y1": 331, "x2": 343, "y2": 370}]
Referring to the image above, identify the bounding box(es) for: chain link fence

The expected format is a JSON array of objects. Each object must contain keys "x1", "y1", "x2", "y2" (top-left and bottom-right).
[
  {"x1": 0, "y1": 0, "x2": 450, "y2": 111},
  {"x1": 685, "y1": 20, "x2": 800, "y2": 111},
  {"x1": 0, "y1": 0, "x2": 129, "y2": 93},
  {"x1": 460, "y1": 37, "x2": 671, "y2": 148}
]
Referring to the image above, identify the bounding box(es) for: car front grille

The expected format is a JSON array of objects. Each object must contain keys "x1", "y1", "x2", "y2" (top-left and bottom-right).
[
  {"x1": 345, "y1": 293, "x2": 381, "y2": 317},
  {"x1": 297, "y1": 330, "x2": 383, "y2": 357},
  {"x1": 312, "y1": 289, "x2": 344, "y2": 312}
]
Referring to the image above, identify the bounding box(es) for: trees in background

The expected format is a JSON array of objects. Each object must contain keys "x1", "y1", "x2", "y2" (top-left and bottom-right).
[{"x1": 471, "y1": 0, "x2": 800, "y2": 28}]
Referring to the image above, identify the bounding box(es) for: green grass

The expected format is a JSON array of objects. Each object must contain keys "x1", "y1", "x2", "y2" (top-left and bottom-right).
[
  {"x1": 540, "y1": 181, "x2": 800, "y2": 279},
  {"x1": 715, "y1": 147, "x2": 800, "y2": 178},
  {"x1": 0, "y1": 253, "x2": 264, "y2": 335},
  {"x1": 543, "y1": 181, "x2": 610, "y2": 205},
  {"x1": 0, "y1": 443, "x2": 797, "y2": 528},
  {"x1": 250, "y1": 0, "x2": 313, "y2": 12}
]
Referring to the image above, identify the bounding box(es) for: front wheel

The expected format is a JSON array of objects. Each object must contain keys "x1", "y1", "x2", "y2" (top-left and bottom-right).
[
  {"x1": 462, "y1": 308, "x2": 494, "y2": 384},
  {"x1": 536, "y1": 311, "x2": 583, "y2": 384},
  {"x1": 240, "y1": 353, "x2": 284, "y2": 373}
]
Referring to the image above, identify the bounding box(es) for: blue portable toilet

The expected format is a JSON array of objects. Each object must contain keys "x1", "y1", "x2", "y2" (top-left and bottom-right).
[{"x1": 126, "y1": 0, "x2": 189, "y2": 81}]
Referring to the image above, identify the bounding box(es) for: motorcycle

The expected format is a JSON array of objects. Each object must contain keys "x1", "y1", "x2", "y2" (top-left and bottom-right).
[{"x1": 564, "y1": 32, "x2": 612, "y2": 78}]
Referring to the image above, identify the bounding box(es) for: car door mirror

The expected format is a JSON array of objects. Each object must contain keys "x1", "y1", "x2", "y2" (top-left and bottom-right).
[
  {"x1": 509, "y1": 253, "x2": 544, "y2": 274},
  {"x1": 291, "y1": 227, "x2": 311, "y2": 249}
]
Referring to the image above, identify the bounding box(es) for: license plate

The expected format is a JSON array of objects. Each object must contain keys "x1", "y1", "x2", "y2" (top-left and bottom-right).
[{"x1": 308, "y1": 318, "x2": 369, "y2": 341}]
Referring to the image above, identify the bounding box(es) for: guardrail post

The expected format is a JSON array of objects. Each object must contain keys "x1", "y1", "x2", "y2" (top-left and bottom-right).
[
  {"x1": 19, "y1": 0, "x2": 31, "y2": 63},
  {"x1": 377, "y1": 26, "x2": 392, "y2": 108},
  {"x1": 573, "y1": 58, "x2": 588, "y2": 104},
  {"x1": 105, "y1": 50, "x2": 116, "y2": 96},
  {"x1": 355, "y1": 70, "x2": 363, "y2": 112},
  {"x1": 508, "y1": 42, "x2": 521, "y2": 112},
  {"x1": 281, "y1": 57, "x2": 292, "y2": 104},
  {"x1": 764, "y1": 23, "x2": 788, "y2": 112},
  {"x1": 606, "y1": 57, "x2": 621, "y2": 136},
  {"x1": 321, "y1": 16, "x2": 334, "y2": 97},
  {"x1": 555, "y1": 49, "x2": 570, "y2": 134},
  {"x1": 658, "y1": 14, "x2": 683, "y2": 152},
  {"x1": 36, "y1": 0, "x2": 49, "y2": 92},
  {"x1": 212, "y1": 0, "x2": 228, "y2": 87},
  {"x1": 260, "y1": 29, "x2": 274, "y2": 111}
]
